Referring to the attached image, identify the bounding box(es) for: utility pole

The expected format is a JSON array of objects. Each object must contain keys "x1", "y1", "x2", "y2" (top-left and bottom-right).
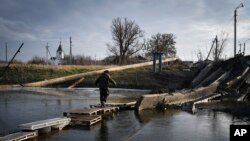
[
  {"x1": 206, "y1": 36, "x2": 216, "y2": 60},
  {"x1": 215, "y1": 36, "x2": 218, "y2": 62},
  {"x1": 243, "y1": 42, "x2": 245, "y2": 55},
  {"x1": 243, "y1": 39, "x2": 250, "y2": 56},
  {"x1": 5, "y1": 42, "x2": 8, "y2": 63},
  {"x1": 70, "y1": 36, "x2": 72, "y2": 65},
  {"x1": 46, "y1": 43, "x2": 49, "y2": 65},
  {"x1": 94, "y1": 54, "x2": 96, "y2": 65},
  {"x1": 234, "y1": 9, "x2": 236, "y2": 57},
  {"x1": 239, "y1": 42, "x2": 242, "y2": 54},
  {"x1": 234, "y1": 3, "x2": 244, "y2": 57}
]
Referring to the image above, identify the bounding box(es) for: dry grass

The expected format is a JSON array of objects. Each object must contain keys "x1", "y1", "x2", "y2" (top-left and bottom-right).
[
  {"x1": 0, "y1": 64, "x2": 116, "y2": 71},
  {"x1": 0, "y1": 61, "x2": 193, "y2": 89},
  {"x1": 0, "y1": 63, "x2": 117, "y2": 84}
]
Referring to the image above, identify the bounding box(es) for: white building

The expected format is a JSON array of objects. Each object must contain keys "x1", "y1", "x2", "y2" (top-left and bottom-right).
[
  {"x1": 48, "y1": 41, "x2": 65, "y2": 65},
  {"x1": 55, "y1": 41, "x2": 65, "y2": 64}
]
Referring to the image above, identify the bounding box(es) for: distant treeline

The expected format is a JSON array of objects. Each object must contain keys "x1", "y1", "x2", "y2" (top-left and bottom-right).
[
  {"x1": 26, "y1": 55, "x2": 101, "y2": 65},
  {"x1": 0, "y1": 54, "x2": 148, "y2": 65}
]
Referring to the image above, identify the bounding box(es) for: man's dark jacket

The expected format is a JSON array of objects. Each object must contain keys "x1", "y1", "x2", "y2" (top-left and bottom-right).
[{"x1": 95, "y1": 73, "x2": 116, "y2": 89}]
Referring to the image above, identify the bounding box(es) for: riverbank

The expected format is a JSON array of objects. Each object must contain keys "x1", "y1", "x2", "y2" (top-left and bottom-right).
[
  {"x1": 0, "y1": 64, "x2": 114, "y2": 85},
  {"x1": 0, "y1": 61, "x2": 193, "y2": 90}
]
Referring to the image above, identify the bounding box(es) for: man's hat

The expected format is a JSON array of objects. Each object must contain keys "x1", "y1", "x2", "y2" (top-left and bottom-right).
[{"x1": 104, "y1": 70, "x2": 109, "y2": 74}]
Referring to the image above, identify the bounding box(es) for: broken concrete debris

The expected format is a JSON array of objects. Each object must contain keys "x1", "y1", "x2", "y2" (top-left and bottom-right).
[{"x1": 135, "y1": 55, "x2": 250, "y2": 112}]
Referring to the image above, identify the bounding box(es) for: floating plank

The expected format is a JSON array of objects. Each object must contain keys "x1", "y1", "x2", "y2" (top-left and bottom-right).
[
  {"x1": 0, "y1": 131, "x2": 37, "y2": 141},
  {"x1": 105, "y1": 101, "x2": 136, "y2": 109},
  {"x1": 67, "y1": 115, "x2": 102, "y2": 126},
  {"x1": 100, "y1": 106, "x2": 119, "y2": 113},
  {"x1": 105, "y1": 101, "x2": 136, "y2": 106},
  {"x1": 89, "y1": 105, "x2": 119, "y2": 112},
  {"x1": 64, "y1": 108, "x2": 103, "y2": 116},
  {"x1": 19, "y1": 117, "x2": 71, "y2": 131}
]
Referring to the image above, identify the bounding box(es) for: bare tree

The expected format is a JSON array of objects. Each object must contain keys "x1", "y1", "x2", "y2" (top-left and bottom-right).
[
  {"x1": 108, "y1": 17, "x2": 144, "y2": 65},
  {"x1": 63, "y1": 55, "x2": 99, "y2": 65},
  {"x1": 196, "y1": 49, "x2": 204, "y2": 61},
  {"x1": 28, "y1": 56, "x2": 47, "y2": 64},
  {"x1": 212, "y1": 31, "x2": 229, "y2": 61},
  {"x1": 145, "y1": 33, "x2": 176, "y2": 58}
]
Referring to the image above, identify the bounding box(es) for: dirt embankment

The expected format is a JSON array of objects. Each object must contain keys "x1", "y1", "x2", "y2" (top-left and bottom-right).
[
  {"x1": 82, "y1": 61, "x2": 194, "y2": 90},
  {"x1": 0, "y1": 59, "x2": 193, "y2": 90}
]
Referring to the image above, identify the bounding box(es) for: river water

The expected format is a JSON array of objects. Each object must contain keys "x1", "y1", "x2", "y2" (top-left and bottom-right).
[{"x1": 0, "y1": 88, "x2": 250, "y2": 141}]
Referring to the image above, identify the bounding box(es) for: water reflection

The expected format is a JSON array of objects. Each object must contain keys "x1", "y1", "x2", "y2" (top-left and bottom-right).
[
  {"x1": 1, "y1": 88, "x2": 250, "y2": 141},
  {"x1": 98, "y1": 121, "x2": 109, "y2": 141},
  {"x1": 134, "y1": 109, "x2": 178, "y2": 123},
  {"x1": 130, "y1": 110, "x2": 229, "y2": 141}
]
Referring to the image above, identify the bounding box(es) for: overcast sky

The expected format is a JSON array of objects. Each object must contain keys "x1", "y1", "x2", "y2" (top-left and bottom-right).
[{"x1": 0, "y1": 0, "x2": 249, "y2": 62}]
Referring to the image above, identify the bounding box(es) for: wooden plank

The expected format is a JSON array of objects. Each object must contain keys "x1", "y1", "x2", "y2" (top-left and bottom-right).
[
  {"x1": 68, "y1": 115, "x2": 102, "y2": 126},
  {"x1": 105, "y1": 101, "x2": 136, "y2": 106},
  {"x1": 69, "y1": 115, "x2": 100, "y2": 120},
  {"x1": 64, "y1": 108, "x2": 104, "y2": 116},
  {"x1": 89, "y1": 105, "x2": 119, "y2": 112},
  {"x1": 0, "y1": 131, "x2": 37, "y2": 141},
  {"x1": 101, "y1": 107, "x2": 119, "y2": 113},
  {"x1": 104, "y1": 101, "x2": 136, "y2": 109},
  {"x1": 19, "y1": 117, "x2": 71, "y2": 131}
]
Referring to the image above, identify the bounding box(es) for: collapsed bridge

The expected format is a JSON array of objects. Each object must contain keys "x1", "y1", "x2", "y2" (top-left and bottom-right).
[{"x1": 135, "y1": 55, "x2": 250, "y2": 112}]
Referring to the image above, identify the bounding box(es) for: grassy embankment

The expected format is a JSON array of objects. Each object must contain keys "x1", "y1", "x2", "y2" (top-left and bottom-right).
[
  {"x1": 0, "y1": 62, "x2": 193, "y2": 90},
  {"x1": 0, "y1": 64, "x2": 113, "y2": 85}
]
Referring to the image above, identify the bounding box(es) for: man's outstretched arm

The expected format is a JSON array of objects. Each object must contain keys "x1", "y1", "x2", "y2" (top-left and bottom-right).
[{"x1": 109, "y1": 77, "x2": 116, "y2": 86}]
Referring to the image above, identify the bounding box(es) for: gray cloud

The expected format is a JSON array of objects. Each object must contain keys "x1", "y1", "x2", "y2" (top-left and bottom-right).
[{"x1": 0, "y1": 0, "x2": 249, "y2": 61}]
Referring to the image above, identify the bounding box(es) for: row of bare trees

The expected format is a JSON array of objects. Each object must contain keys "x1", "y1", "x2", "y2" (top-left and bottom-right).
[
  {"x1": 107, "y1": 17, "x2": 177, "y2": 65},
  {"x1": 108, "y1": 17, "x2": 230, "y2": 64},
  {"x1": 28, "y1": 55, "x2": 99, "y2": 65},
  {"x1": 14, "y1": 17, "x2": 177, "y2": 65}
]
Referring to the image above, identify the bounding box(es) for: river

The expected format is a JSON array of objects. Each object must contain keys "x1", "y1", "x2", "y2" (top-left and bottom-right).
[{"x1": 0, "y1": 88, "x2": 249, "y2": 141}]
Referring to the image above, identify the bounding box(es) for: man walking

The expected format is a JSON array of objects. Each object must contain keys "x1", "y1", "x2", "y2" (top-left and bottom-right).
[{"x1": 95, "y1": 70, "x2": 116, "y2": 107}]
